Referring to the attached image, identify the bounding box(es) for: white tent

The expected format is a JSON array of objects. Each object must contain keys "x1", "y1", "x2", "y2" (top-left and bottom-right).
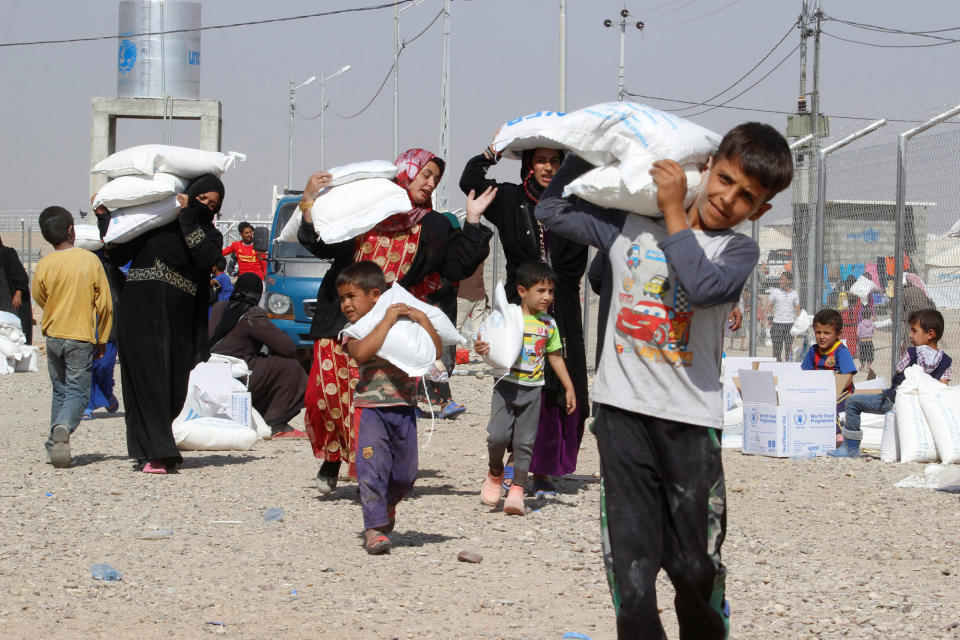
[{"x1": 925, "y1": 241, "x2": 960, "y2": 309}]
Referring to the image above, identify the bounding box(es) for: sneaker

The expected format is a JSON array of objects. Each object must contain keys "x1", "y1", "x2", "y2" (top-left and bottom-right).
[
  {"x1": 503, "y1": 485, "x2": 526, "y2": 515},
  {"x1": 49, "y1": 425, "x2": 71, "y2": 469},
  {"x1": 317, "y1": 469, "x2": 338, "y2": 494},
  {"x1": 142, "y1": 461, "x2": 167, "y2": 474},
  {"x1": 480, "y1": 470, "x2": 504, "y2": 507}
]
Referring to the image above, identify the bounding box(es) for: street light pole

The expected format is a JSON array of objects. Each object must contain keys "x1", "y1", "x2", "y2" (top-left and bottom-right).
[
  {"x1": 287, "y1": 75, "x2": 317, "y2": 191},
  {"x1": 603, "y1": 9, "x2": 644, "y2": 101},
  {"x1": 320, "y1": 65, "x2": 351, "y2": 169}
]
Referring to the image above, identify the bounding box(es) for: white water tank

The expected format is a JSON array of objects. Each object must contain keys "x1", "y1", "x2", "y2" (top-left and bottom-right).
[{"x1": 117, "y1": 0, "x2": 201, "y2": 99}]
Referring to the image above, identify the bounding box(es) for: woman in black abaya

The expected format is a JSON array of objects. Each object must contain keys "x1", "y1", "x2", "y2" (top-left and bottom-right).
[{"x1": 98, "y1": 175, "x2": 224, "y2": 474}]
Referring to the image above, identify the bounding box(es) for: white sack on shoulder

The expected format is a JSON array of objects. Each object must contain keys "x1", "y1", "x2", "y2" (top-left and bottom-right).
[
  {"x1": 278, "y1": 208, "x2": 302, "y2": 243},
  {"x1": 563, "y1": 164, "x2": 702, "y2": 217},
  {"x1": 326, "y1": 160, "x2": 398, "y2": 186},
  {"x1": 790, "y1": 309, "x2": 812, "y2": 337},
  {"x1": 310, "y1": 178, "x2": 412, "y2": 244},
  {"x1": 340, "y1": 283, "x2": 465, "y2": 377},
  {"x1": 474, "y1": 280, "x2": 524, "y2": 372},
  {"x1": 849, "y1": 275, "x2": 879, "y2": 302},
  {"x1": 74, "y1": 225, "x2": 104, "y2": 252},
  {"x1": 103, "y1": 195, "x2": 180, "y2": 244},
  {"x1": 895, "y1": 366, "x2": 940, "y2": 463},
  {"x1": 92, "y1": 144, "x2": 244, "y2": 179},
  {"x1": 492, "y1": 102, "x2": 721, "y2": 196},
  {"x1": 92, "y1": 173, "x2": 187, "y2": 209}
]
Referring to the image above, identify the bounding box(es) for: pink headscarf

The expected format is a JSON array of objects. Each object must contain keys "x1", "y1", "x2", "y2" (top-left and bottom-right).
[{"x1": 374, "y1": 148, "x2": 443, "y2": 232}]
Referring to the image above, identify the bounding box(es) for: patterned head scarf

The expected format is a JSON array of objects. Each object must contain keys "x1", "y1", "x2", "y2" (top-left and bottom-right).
[{"x1": 374, "y1": 148, "x2": 445, "y2": 232}]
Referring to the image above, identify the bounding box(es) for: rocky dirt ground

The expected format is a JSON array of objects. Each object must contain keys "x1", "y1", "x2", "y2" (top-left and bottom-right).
[{"x1": 1, "y1": 361, "x2": 959, "y2": 640}]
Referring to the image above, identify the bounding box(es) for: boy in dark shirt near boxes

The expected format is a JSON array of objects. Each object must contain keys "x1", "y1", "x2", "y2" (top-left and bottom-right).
[{"x1": 536, "y1": 123, "x2": 793, "y2": 638}]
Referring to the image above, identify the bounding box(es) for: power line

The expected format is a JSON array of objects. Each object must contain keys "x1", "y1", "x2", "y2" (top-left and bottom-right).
[
  {"x1": 644, "y1": 0, "x2": 702, "y2": 21},
  {"x1": 655, "y1": 0, "x2": 744, "y2": 28},
  {"x1": 682, "y1": 44, "x2": 800, "y2": 117},
  {"x1": 0, "y1": 0, "x2": 416, "y2": 48},
  {"x1": 662, "y1": 20, "x2": 798, "y2": 113},
  {"x1": 826, "y1": 16, "x2": 960, "y2": 38},
  {"x1": 821, "y1": 30, "x2": 960, "y2": 48}
]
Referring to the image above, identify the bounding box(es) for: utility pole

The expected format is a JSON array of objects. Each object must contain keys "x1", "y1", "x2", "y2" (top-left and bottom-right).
[
  {"x1": 437, "y1": 0, "x2": 451, "y2": 211},
  {"x1": 805, "y1": 0, "x2": 824, "y2": 313},
  {"x1": 603, "y1": 8, "x2": 644, "y2": 101},
  {"x1": 393, "y1": 2, "x2": 400, "y2": 160},
  {"x1": 559, "y1": 0, "x2": 567, "y2": 112}
]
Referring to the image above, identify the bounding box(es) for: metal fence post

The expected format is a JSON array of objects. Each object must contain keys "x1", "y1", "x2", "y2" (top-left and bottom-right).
[
  {"x1": 748, "y1": 220, "x2": 759, "y2": 357},
  {"x1": 892, "y1": 103, "x2": 960, "y2": 379}
]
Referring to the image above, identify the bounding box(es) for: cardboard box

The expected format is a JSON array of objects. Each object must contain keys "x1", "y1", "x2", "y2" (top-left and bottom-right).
[
  {"x1": 721, "y1": 356, "x2": 775, "y2": 410},
  {"x1": 740, "y1": 369, "x2": 837, "y2": 457}
]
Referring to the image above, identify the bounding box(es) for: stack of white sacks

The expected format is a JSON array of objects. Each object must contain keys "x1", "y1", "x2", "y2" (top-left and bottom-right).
[
  {"x1": 0, "y1": 311, "x2": 38, "y2": 375},
  {"x1": 880, "y1": 366, "x2": 960, "y2": 464},
  {"x1": 91, "y1": 145, "x2": 245, "y2": 243}
]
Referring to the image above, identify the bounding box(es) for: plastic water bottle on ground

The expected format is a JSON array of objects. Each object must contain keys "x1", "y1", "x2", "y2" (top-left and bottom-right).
[
  {"x1": 263, "y1": 508, "x2": 284, "y2": 522},
  {"x1": 90, "y1": 563, "x2": 122, "y2": 581}
]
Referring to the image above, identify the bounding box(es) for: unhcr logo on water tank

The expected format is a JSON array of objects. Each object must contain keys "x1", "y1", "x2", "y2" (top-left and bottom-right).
[
  {"x1": 118, "y1": 39, "x2": 137, "y2": 73},
  {"x1": 188, "y1": 50, "x2": 200, "y2": 65}
]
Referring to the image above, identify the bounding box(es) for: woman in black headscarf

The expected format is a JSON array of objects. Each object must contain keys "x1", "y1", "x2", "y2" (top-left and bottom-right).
[
  {"x1": 0, "y1": 234, "x2": 33, "y2": 344},
  {"x1": 460, "y1": 146, "x2": 589, "y2": 494},
  {"x1": 97, "y1": 174, "x2": 225, "y2": 474},
  {"x1": 209, "y1": 273, "x2": 307, "y2": 436}
]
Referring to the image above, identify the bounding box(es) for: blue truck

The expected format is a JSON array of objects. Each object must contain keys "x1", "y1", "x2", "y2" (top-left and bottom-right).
[{"x1": 263, "y1": 189, "x2": 331, "y2": 369}]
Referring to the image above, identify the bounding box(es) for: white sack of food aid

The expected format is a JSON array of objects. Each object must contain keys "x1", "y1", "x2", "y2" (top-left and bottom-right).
[
  {"x1": 0, "y1": 335, "x2": 23, "y2": 359},
  {"x1": 207, "y1": 353, "x2": 252, "y2": 380},
  {"x1": 92, "y1": 144, "x2": 245, "y2": 179},
  {"x1": 917, "y1": 373, "x2": 960, "y2": 464},
  {"x1": 327, "y1": 160, "x2": 398, "y2": 186},
  {"x1": 340, "y1": 283, "x2": 465, "y2": 377},
  {"x1": 563, "y1": 164, "x2": 703, "y2": 216},
  {"x1": 895, "y1": 366, "x2": 939, "y2": 463},
  {"x1": 173, "y1": 416, "x2": 257, "y2": 451},
  {"x1": 103, "y1": 195, "x2": 180, "y2": 244},
  {"x1": 13, "y1": 345, "x2": 39, "y2": 372},
  {"x1": 474, "y1": 280, "x2": 524, "y2": 372},
  {"x1": 790, "y1": 309, "x2": 812, "y2": 337},
  {"x1": 310, "y1": 178, "x2": 412, "y2": 244},
  {"x1": 880, "y1": 410, "x2": 899, "y2": 462},
  {"x1": 252, "y1": 408, "x2": 272, "y2": 440},
  {"x1": 0, "y1": 325, "x2": 25, "y2": 343},
  {"x1": 849, "y1": 275, "x2": 879, "y2": 302},
  {"x1": 492, "y1": 102, "x2": 721, "y2": 196},
  {"x1": 74, "y1": 224, "x2": 104, "y2": 252},
  {"x1": 0, "y1": 311, "x2": 22, "y2": 331},
  {"x1": 92, "y1": 173, "x2": 187, "y2": 210}
]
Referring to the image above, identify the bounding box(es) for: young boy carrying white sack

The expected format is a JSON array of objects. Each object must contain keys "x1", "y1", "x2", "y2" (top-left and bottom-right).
[
  {"x1": 535, "y1": 123, "x2": 793, "y2": 638},
  {"x1": 474, "y1": 261, "x2": 577, "y2": 515}
]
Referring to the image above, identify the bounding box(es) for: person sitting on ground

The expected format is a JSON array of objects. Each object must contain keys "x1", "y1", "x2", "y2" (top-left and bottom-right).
[
  {"x1": 801, "y1": 308, "x2": 857, "y2": 439},
  {"x1": 831, "y1": 308, "x2": 951, "y2": 458},
  {"x1": 222, "y1": 221, "x2": 266, "y2": 280},
  {"x1": 336, "y1": 260, "x2": 442, "y2": 555},
  {"x1": 209, "y1": 256, "x2": 233, "y2": 309},
  {"x1": 535, "y1": 122, "x2": 794, "y2": 637},
  {"x1": 209, "y1": 273, "x2": 308, "y2": 438},
  {"x1": 32, "y1": 206, "x2": 113, "y2": 468},
  {"x1": 475, "y1": 261, "x2": 576, "y2": 516}
]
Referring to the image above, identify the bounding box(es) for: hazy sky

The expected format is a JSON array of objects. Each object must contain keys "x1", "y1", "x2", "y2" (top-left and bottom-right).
[{"x1": 2, "y1": 0, "x2": 959, "y2": 220}]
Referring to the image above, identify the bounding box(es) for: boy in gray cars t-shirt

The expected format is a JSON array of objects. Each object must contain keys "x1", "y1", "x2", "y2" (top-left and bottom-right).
[{"x1": 535, "y1": 122, "x2": 794, "y2": 639}]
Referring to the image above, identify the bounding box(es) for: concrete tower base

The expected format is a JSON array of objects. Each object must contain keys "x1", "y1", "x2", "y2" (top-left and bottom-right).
[{"x1": 90, "y1": 96, "x2": 222, "y2": 199}]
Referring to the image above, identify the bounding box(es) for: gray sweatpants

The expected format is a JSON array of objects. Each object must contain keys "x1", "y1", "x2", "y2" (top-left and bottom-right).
[{"x1": 486, "y1": 380, "x2": 542, "y2": 488}]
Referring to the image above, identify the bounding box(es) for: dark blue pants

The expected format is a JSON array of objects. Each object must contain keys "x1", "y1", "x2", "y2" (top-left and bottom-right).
[
  {"x1": 356, "y1": 406, "x2": 418, "y2": 530},
  {"x1": 86, "y1": 341, "x2": 118, "y2": 413}
]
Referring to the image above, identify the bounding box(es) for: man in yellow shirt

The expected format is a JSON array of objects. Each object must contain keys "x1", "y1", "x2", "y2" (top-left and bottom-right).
[{"x1": 32, "y1": 207, "x2": 112, "y2": 468}]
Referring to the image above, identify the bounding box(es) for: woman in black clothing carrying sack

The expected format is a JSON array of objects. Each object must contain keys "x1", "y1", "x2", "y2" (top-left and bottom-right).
[{"x1": 460, "y1": 146, "x2": 589, "y2": 494}]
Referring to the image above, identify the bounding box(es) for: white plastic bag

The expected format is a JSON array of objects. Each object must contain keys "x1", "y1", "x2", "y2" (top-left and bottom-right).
[
  {"x1": 310, "y1": 178, "x2": 412, "y2": 244},
  {"x1": 92, "y1": 144, "x2": 245, "y2": 179},
  {"x1": 252, "y1": 408, "x2": 272, "y2": 440},
  {"x1": 790, "y1": 309, "x2": 812, "y2": 337},
  {"x1": 895, "y1": 366, "x2": 939, "y2": 463},
  {"x1": 492, "y1": 102, "x2": 721, "y2": 197},
  {"x1": 340, "y1": 283, "x2": 465, "y2": 377},
  {"x1": 474, "y1": 280, "x2": 524, "y2": 371},
  {"x1": 918, "y1": 380, "x2": 960, "y2": 464},
  {"x1": 92, "y1": 173, "x2": 187, "y2": 209},
  {"x1": 849, "y1": 275, "x2": 879, "y2": 302},
  {"x1": 563, "y1": 164, "x2": 702, "y2": 216},
  {"x1": 880, "y1": 410, "x2": 900, "y2": 462},
  {"x1": 894, "y1": 464, "x2": 960, "y2": 492},
  {"x1": 103, "y1": 195, "x2": 180, "y2": 244},
  {"x1": 74, "y1": 224, "x2": 104, "y2": 252}
]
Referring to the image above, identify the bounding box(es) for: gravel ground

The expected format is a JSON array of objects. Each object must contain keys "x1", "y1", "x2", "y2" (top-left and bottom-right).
[{"x1": 1, "y1": 359, "x2": 959, "y2": 640}]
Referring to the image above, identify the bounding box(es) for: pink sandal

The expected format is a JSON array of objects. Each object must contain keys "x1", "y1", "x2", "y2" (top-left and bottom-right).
[{"x1": 143, "y1": 461, "x2": 167, "y2": 474}]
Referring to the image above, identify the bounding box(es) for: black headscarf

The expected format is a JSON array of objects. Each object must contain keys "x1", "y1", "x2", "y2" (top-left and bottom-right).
[
  {"x1": 209, "y1": 272, "x2": 262, "y2": 348},
  {"x1": 183, "y1": 174, "x2": 225, "y2": 223},
  {"x1": 520, "y1": 148, "x2": 565, "y2": 205}
]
